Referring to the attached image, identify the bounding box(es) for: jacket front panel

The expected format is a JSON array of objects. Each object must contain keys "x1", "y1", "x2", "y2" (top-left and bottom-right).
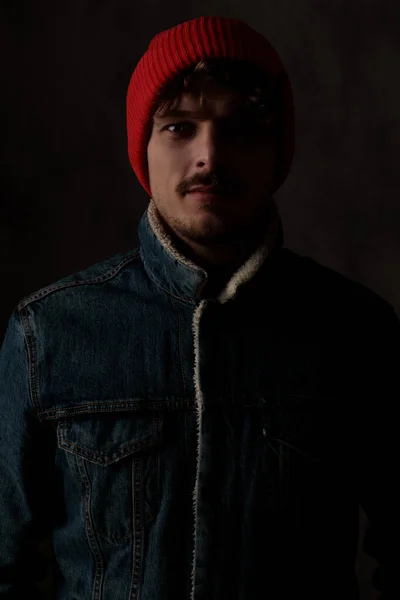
[{"x1": 27, "y1": 251, "x2": 202, "y2": 600}]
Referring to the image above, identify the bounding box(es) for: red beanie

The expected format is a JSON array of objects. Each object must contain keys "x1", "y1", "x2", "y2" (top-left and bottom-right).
[{"x1": 126, "y1": 16, "x2": 295, "y2": 197}]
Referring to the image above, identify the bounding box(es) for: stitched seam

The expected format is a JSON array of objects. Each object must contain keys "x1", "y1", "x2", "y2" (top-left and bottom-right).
[
  {"x1": 16, "y1": 250, "x2": 140, "y2": 310},
  {"x1": 18, "y1": 305, "x2": 41, "y2": 413}
]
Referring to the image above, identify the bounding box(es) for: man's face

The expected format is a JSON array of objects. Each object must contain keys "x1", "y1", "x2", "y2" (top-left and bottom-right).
[{"x1": 147, "y1": 86, "x2": 278, "y2": 249}]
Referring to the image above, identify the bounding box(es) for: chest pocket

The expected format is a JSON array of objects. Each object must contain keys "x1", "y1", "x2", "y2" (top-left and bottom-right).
[{"x1": 57, "y1": 411, "x2": 162, "y2": 544}]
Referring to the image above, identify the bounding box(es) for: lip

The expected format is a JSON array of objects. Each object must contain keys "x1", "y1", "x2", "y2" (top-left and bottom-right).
[
  {"x1": 187, "y1": 187, "x2": 222, "y2": 194},
  {"x1": 186, "y1": 190, "x2": 227, "y2": 202}
]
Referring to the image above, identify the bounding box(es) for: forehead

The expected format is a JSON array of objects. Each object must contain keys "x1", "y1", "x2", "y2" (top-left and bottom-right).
[{"x1": 153, "y1": 89, "x2": 248, "y2": 121}]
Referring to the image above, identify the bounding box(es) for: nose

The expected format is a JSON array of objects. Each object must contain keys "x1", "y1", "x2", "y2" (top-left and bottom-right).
[{"x1": 193, "y1": 123, "x2": 228, "y2": 170}]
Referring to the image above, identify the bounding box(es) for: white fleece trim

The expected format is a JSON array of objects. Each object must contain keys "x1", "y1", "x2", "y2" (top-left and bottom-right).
[{"x1": 190, "y1": 300, "x2": 206, "y2": 600}]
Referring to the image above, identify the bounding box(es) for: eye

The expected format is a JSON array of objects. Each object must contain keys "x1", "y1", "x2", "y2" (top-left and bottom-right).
[{"x1": 164, "y1": 122, "x2": 195, "y2": 136}]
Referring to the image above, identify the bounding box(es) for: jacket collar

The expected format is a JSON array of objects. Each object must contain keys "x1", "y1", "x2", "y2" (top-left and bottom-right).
[{"x1": 138, "y1": 198, "x2": 284, "y2": 304}]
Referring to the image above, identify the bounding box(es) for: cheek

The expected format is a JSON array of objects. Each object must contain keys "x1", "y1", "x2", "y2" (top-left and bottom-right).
[
  {"x1": 242, "y1": 149, "x2": 276, "y2": 177},
  {"x1": 252, "y1": 145, "x2": 278, "y2": 175},
  {"x1": 147, "y1": 146, "x2": 166, "y2": 186},
  {"x1": 147, "y1": 153, "x2": 181, "y2": 198}
]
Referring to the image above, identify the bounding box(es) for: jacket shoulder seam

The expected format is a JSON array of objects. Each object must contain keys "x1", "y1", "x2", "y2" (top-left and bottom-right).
[{"x1": 16, "y1": 249, "x2": 140, "y2": 310}]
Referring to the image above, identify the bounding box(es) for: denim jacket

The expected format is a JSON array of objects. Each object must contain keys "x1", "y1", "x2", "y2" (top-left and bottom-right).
[{"x1": 0, "y1": 199, "x2": 398, "y2": 600}]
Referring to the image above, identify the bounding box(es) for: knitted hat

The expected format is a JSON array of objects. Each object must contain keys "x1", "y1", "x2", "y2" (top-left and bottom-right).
[{"x1": 126, "y1": 16, "x2": 295, "y2": 197}]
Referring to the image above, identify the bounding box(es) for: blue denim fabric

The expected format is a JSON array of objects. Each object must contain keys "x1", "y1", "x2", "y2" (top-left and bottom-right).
[{"x1": 0, "y1": 201, "x2": 397, "y2": 599}]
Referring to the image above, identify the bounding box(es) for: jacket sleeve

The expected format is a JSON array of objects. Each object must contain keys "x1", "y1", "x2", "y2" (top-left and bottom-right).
[
  {"x1": 0, "y1": 308, "x2": 57, "y2": 599},
  {"x1": 356, "y1": 299, "x2": 399, "y2": 600}
]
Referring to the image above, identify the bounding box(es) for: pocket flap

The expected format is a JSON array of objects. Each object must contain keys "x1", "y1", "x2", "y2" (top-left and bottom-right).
[{"x1": 57, "y1": 412, "x2": 162, "y2": 466}]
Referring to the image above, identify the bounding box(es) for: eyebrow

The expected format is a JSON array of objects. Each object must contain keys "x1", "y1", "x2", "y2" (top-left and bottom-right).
[{"x1": 153, "y1": 108, "x2": 237, "y2": 121}]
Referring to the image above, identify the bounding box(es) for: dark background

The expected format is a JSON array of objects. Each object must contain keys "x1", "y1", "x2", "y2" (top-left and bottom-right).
[{"x1": 1, "y1": 2, "x2": 399, "y2": 598}]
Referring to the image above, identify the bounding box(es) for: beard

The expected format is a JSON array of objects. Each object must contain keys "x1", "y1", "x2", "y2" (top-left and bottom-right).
[{"x1": 158, "y1": 197, "x2": 273, "y2": 249}]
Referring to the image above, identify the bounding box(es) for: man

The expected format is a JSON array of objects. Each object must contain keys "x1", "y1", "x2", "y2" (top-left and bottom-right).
[{"x1": 0, "y1": 15, "x2": 397, "y2": 600}]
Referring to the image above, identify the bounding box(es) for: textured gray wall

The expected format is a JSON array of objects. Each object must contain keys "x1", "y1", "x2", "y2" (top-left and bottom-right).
[{"x1": 1, "y1": 2, "x2": 398, "y2": 598}]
